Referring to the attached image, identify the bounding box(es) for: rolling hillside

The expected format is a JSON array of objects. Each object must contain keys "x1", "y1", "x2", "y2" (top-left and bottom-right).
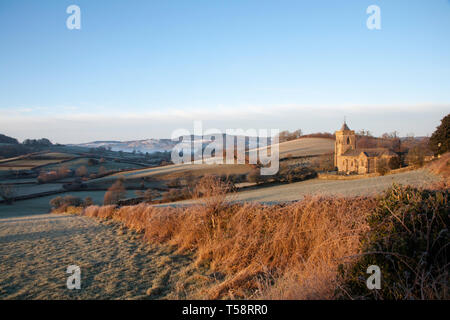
[{"x1": 86, "y1": 137, "x2": 335, "y2": 187}]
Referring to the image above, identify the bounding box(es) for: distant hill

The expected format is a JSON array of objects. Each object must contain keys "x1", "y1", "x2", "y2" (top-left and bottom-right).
[
  {"x1": 73, "y1": 135, "x2": 264, "y2": 154},
  {"x1": 0, "y1": 133, "x2": 19, "y2": 144},
  {"x1": 73, "y1": 139, "x2": 178, "y2": 153}
]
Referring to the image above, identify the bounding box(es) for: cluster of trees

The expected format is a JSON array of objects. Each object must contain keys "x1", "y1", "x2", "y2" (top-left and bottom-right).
[
  {"x1": 277, "y1": 130, "x2": 303, "y2": 143},
  {"x1": 38, "y1": 159, "x2": 112, "y2": 183},
  {"x1": 0, "y1": 144, "x2": 30, "y2": 159},
  {"x1": 300, "y1": 132, "x2": 335, "y2": 139},
  {"x1": 37, "y1": 166, "x2": 72, "y2": 183},
  {"x1": 277, "y1": 130, "x2": 336, "y2": 143},
  {"x1": 134, "y1": 189, "x2": 155, "y2": 202},
  {"x1": 405, "y1": 145, "x2": 430, "y2": 167},
  {"x1": 366, "y1": 114, "x2": 450, "y2": 172},
  {"x1": 22, "y1": 138, "x2": 52, "y2": 147},
  {"x1": 247, "y1": 164, "x2": 316, "y2": 184},
  {"x1": 356, "y1": 130, "x2": 402, "y2": 152},
  {"x1": 103, "y1": 178, "x2": 162, "y2": 205},
  {"x1": 89, "y1": 146, "x2": 112, "y2": 154},
  {"x1": 0, "y1": 133, "x2": 19, "y2": 144},
  {"x1": 0, "y1": 133, "x2": 54, "y2": 158},
  {"x1": 50, "y1": 195, "x2": 93, "y2": 211}
]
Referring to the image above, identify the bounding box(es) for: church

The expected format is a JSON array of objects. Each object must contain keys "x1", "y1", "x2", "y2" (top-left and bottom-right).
[{"x1": 334, "y1": 122, "x2": 398, "y2": 174}]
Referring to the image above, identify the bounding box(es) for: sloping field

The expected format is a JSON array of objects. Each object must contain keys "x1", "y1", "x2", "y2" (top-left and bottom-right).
[
  {"x1": 86, "y1": 138, "x2": 334, "y2": 186},
  {"x1": 86, "y1": 162, "x2": 252, "y2": 188},
  {"x1": 42, "y1": 157, "x2": 145, "y2": 174},
  {"x1": 249, "y1": 137, "x2": 334, "y2": 159},
  {"x1": 232, "y1": 169, "x2": 440, "y2": 202},
  {"x1": 13, "y1": 183, "x2": 63, "y2": 197},
  {"x1": 38, "y1": 152, "x2": 77, "y2": 159},
  {"x1": 0, "y1": 152, "x2": 76, "y2": 171}
]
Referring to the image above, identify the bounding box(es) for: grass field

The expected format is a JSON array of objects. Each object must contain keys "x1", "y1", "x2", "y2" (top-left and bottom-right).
[
  {"x1": 0, "y1": 153, "x2": 74, "y2": 171},
  {"x1": 249, "y1": 137, "x2": 334, "y2": 159},
  {"x1": 0, "y1": 213, "x2": 201, "y2": 299},
  {"x1": 0, "y1": 190, "x2": 139, "y2": 218},
  {"x1": 160, "y1": 169, "x2": 440, "y2": 205},
  {"x1": 13, "y1": 183, "x2": 63, "y2": 197},
  {"x1": 43, "y1": 157, "x2": 145, "y2": 174}
]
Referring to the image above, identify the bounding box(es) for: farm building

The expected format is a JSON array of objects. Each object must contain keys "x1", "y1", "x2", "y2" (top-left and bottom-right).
[{"x1": 334, "y1": 122, "x2": 399, "y2": 174}]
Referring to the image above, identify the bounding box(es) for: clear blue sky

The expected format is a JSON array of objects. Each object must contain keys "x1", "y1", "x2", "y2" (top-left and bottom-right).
[{"x1": 0, "y1": 0, "x2": 449, "y2": 143}]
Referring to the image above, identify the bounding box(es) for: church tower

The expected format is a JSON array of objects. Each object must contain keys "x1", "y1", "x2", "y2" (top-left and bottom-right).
[{"x1": 334, "y1": 121, "x2": 356, "y2": 167}]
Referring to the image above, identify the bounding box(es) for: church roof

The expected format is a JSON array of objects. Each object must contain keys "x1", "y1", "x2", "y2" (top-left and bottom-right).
[
  {"x1": 340, "y1": 122, "x2": 350, "y2": 131},
  {"x1": 342, "y1": 148, "x2": 397, "y2": 157}
]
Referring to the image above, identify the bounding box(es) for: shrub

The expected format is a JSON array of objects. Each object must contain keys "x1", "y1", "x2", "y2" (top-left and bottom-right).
[
  {"x1": 167, "y1": 178, "x2": 181, "y2": 188},
  {"x1": 406, "y1": 146, "x2": 426, "y2": 167},
  {"x1": 376, "y1": 159, "x2": 389, "y2": 176},
  {"x1": 50, "y1": 195, "x2": 83, "y2": 212},
  {"x1": 247, "y1": 168, "x2": 270, "y2": 184},
  {"x1": 276, "y1": 165, "x2": 317, "y2": 183},
  {"x1": 337, "y1": 185, "x2": 449, "y2": 299},
  {"x1": 84, "y1": 197, "x2": 94, "y2": 206},
  {"x1": 161, "y1": 188, "x2": 190, "y2": 202},
  {"x1": 88, "y1": 158, "x2": 99, "y2": 166},
  {"x1": 76, "y1": 165, "x2": 88, "y2": 177},
  {"x1": 38, "y1": 166, "x2": 71, "y2": 183},
  {"x1": 104, "y1": 178, "x2": 127, "y2": 205},
  {"x1": 313, "y1": 153, "x2": 334, "y2": 172},
  {"x1": 0, "y1": 184, "x2": 17, "y2": 204},
  {"x1": 49, "y1": 196, "x2": 64, "y2": 208},
  {"x1": 98, "y1": 166, "x2": 107, "y2": 175},
  {"x1": 143, "y1": 189, "x2": 153, "y2": 202},
  {"x1": 63, "y1": 195, "x2": 83, "y2": 206},
  {"x1": 388, "y1": 156, "x2": 401, "y2": 170}
]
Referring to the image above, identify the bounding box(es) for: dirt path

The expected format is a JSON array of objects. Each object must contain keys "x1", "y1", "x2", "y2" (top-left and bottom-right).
[{"x1": 0, "y1": 213, "x2": 200, "y2": 299}]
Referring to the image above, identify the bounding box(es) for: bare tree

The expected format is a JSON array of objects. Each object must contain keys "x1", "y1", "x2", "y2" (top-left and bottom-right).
[
  {"x1": 76, "y1": 165, "x2": 88, "y2": 177},
  {"x1": 104, "y1": 179, "x2": 127, "y2": 205}
]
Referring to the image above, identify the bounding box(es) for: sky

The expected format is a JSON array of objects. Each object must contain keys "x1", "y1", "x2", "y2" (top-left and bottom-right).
[{"x1": 0, "y1": 0, "x2": 449, "y2": 143}]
